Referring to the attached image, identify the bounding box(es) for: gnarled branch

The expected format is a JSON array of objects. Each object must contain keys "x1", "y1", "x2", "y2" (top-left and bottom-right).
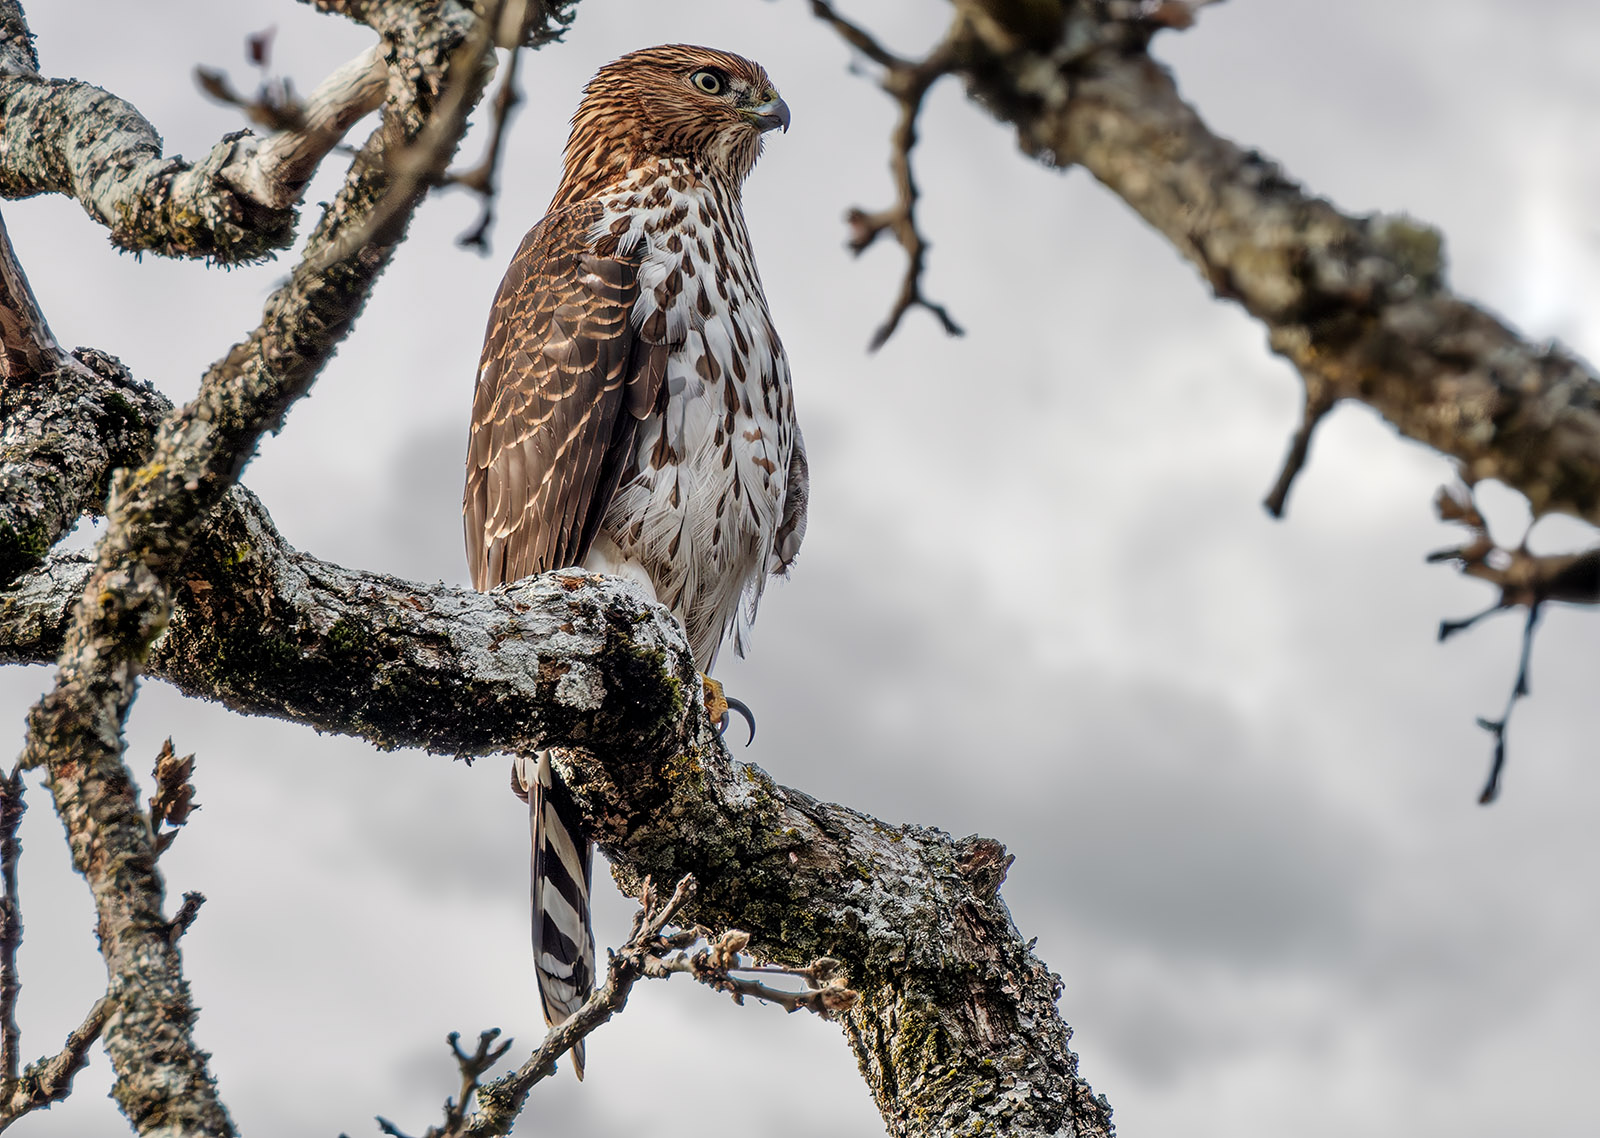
[
  {"x1": 0, "y1": 492, "x2": 1112, "y2": 1137},
  {"x1": 4, "y1": 2, "x2": 506, "y2": 1132}
]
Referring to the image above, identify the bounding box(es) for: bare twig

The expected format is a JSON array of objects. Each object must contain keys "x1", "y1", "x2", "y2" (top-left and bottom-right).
[
  {"x1": 168, "y1": 892, "x2": 206, "y2": 945},
  {"x1": 455, "y1": 875, "x2": 700, "y2": 1137},
  {"x1": 810, "y1": 0, "x2": 908, "y2": 68},
  {"x1": 1427, "y1": 484, "x2": 1600, "y2": 801},
  {"x1": 1263, "y1": 386, "x2": 1338, "y2": 518},
  {"x1": 0, "y1": 769, "x2": 21, "y2": 1084},
  {"x1": 309, "y1": 0, "x2": 505, "y2": 273},
  {"x1": 0, "y1": 993, "x2": 114, "y2": 1132},
  {"x1": 443, "y1": 0, "x2": 534, "y2": 251},
  {"x1": 373, "y1": 875, "x2": 856, "y2": 1138},
  {"x1": 815, "y1": 1, "x2": 962, "y2": 350}
]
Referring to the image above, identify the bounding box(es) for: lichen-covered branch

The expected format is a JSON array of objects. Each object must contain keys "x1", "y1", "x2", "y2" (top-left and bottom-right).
[
  {"x1": 0, "y1": 993, "x2": 113, "y2": 1132},
  {"x1": 0, "y1": 0, "x2": 387, "y2": 261},
  {"x1": 0, "y1": 503, "x2": 1113, "y2": 1136},
  {"x1": 215, "y1": 44, "x2": 390, "y2": 211},
  {"x1": 820, "y1": 0, "x2": 1600, "y2": 525},
  {"x1": 0, "y1": 488, "x2": 702, "y2": 760},
  {"x1": 6, "y1": 2, "x2": 502, "y2": 1132},
  {"x1": 0, "y1": 211, "x2": 171, "y2": 584}
]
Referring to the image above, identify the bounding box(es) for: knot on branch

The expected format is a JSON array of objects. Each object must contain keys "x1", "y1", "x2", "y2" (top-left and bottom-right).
[{"x1": 955, "y1": 835, "x2": 1014, "y2": 900}]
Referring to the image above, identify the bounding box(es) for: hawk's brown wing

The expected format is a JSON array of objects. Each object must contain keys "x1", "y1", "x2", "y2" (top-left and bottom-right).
[{"x1": 466, "y1": 202, "x2": 668, "y2": 590}]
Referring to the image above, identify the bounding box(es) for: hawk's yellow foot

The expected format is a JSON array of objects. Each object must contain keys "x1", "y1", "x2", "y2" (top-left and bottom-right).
[
  {"x1": 701, "y1": 674, "x2": 756, "y2": 746},
  {"x1": 701, "y1": 674, "x2": 729, "y2": 724}
]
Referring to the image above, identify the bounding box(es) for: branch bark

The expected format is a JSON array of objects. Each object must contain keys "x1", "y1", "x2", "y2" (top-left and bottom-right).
[
  {"x1": 0, "y1": 1, "x2": 386, "y2": 262},
  {"x1": 0, "y1": 490, "x2": 1113, "y2": 1137},
  {"x1": 0, "y1": 220, "x2": 171, "y2": 585},
  {"x1": 824, "y1": 0, "x2": 1600, "y2": 523},
  {"x1": 2, "y1": 1, "x2": 503, "y2": 1132}
]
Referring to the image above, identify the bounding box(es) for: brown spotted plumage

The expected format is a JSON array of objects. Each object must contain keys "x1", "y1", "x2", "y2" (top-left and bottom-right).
[{"x1": 464, "y1": 45, "x2": 804, "y2": 1079}]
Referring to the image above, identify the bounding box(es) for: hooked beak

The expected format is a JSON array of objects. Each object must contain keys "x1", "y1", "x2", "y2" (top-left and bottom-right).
[{"x1": 749, "y1": 95, "x2": 791, "y2": 134}]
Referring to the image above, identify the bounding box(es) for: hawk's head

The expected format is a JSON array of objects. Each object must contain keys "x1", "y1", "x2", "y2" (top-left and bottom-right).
[{"x1": 557, "y1": 45, "x2": 790, "y2": 203}]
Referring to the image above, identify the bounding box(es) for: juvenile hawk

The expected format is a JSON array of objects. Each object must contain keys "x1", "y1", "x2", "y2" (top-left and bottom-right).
[{"x1": 464, "y1": 45, "x2": 806, "y2": 1078}]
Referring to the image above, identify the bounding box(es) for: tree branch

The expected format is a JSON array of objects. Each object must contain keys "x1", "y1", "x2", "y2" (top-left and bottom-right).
[
  {"x1": 214, "y1": 43, "x2": 390, "y2": 212},
  {"x1": 819, "y1": 0, "x2": 1600, "y2": 526},
  {"x1": 815, "y1": 2, "x2": 963, "y2": 349},
  {"x1": 0, "y1": 993, "x2": 113, "y2": 1132},
  {"x1": 391, "y1": 875, "x2": 858, "y2": 1138},
  {"x1": 1426, "y1": 485, "x2": 1600, "y2": 800},
  {"x1": 0, "y1": 2, "x2": 392, "y2": 261},
  {"x1": 3, "y1": 2, "x2": 507, "y2": 1131},
  {"x1": 0, "y1": 221, "x2": 171, "y2": 588},
  {"x1": 0, "y1": 504, "x2": 1113, "y2": 1135}
]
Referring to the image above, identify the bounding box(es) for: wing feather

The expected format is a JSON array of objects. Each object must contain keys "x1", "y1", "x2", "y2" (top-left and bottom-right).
[{"x1": 466, "y1": 202, "x2": 668, "y2": 590}]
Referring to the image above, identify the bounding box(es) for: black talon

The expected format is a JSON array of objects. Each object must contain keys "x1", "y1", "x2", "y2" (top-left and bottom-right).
[{"x1": 717, "y1": 697, "x2": 757, "y2": 746}]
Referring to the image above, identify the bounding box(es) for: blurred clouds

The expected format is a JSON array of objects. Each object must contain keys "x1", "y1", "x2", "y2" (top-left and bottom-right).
[{"x1": 4, "y1": 1, "x2": 1600, "y2": 1136}]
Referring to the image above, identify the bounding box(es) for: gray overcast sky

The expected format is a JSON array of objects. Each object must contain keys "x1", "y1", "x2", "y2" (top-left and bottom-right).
[{"x1": 4, "y1": 1, "x2": 1599, "y2": 1135}]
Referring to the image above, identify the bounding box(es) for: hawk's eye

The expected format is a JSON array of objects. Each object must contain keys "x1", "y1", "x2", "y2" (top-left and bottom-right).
[{"x1": 690, "y1": 69, "x2": 725, "y2": 96}]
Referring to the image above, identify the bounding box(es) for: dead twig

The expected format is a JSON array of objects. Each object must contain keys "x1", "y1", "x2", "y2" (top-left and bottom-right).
[
  {"x1": 373, "y1": 874, "x2": 858, "y2": 1138},
  {"x1": 1427, "y1": 484, "x2": 1600, "y2": 802},
  {"x1": 195, "y1": 28, "x2": 307, "y2": 132},
  {"x1": 310, "y1": 0, "x2": 508, "y2": 273},
  {"x1": 442, "y1": 0, "x2": 535, "y2": 252},
  {"x1": 813, "y1": 1, "x2": 962, "y2": 350},
  {"x1": 1262, "y1": 386, "x2": 1338, "y2": 518},
  {"x1": 0, "y1": 993, "x2": 114, "y2": 1132},
  {"x1": 168, "y1": 892, "x2": 206, "y2": 946}
]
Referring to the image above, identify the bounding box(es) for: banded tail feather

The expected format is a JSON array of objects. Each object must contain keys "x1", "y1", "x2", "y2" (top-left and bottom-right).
[{"x1": 515, "y1": 751, "x2": 596, "y2": 1080}]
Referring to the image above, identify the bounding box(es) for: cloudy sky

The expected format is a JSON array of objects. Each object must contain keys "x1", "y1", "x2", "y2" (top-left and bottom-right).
[{"x1": 5, "y1": 1, "x2": 1599, "y2": 1135}]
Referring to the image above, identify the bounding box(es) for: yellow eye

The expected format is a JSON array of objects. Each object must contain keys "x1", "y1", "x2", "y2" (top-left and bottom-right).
[{"x1": 690, "y1": 69, "x2": 724, "y2": 95}]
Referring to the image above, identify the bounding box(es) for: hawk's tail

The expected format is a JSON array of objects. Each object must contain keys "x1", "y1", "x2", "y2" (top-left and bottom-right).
[{"x1": 514, "y1": 751, "x2": 596, "y2": 1081}]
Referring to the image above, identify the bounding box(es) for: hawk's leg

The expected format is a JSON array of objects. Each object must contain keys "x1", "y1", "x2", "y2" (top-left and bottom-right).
[{"x1": 701, "y1": 674, "x2": 756, "y2": 746}]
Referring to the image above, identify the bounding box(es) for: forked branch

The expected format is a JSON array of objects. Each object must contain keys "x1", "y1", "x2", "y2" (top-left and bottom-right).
[
  {"x1": 813, "y1": 1, "x2": 963, "y2": 349},
  {"x1": 375, "y1": 875, "x2": 857, "y2": 1138},
  {"x1": 1428, "y1": 485, "x2": 1600, "y2": 801}
]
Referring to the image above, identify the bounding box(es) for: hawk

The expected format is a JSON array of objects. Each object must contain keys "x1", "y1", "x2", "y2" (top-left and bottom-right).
[{"x1": 463, "y1": 45, "x2": 805, "y2": 1078}]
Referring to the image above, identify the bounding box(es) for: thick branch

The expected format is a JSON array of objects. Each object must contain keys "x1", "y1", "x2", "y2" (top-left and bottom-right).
[
  {"x1": 821, "y1": 0, "x2": 1600, "y2": 523},
  {"x1": 0, "y1": 507, "x2": 1111, "y2": 1137},
  {"x1": 7, "y1": 3, "x2": 493, "y2": 1133},
  {"x1": 0, "y1": 295, "x2": 171, "y2": 585},
  {"x1": 0, "y1": 488, "x2": 700, "y2": 759},
  {"x1": 0, "y1": 209, "x2": 171, "y2": 586},
  {"x1": 0, "y1": 2, "x2": 384, "y2": 261}
]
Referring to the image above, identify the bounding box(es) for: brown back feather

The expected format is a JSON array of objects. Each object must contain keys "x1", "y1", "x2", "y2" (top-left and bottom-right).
[{"x1": 464, "y1": 201, "x2": 668, "y2": 590}]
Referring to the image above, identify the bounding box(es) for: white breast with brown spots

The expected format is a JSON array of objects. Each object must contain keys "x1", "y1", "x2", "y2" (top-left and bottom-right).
[{"x1": 582, "y1": 157, "x2": 796, "y2": 670}]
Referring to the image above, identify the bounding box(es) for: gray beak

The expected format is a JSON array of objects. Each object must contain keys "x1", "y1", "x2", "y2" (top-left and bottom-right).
[{"x1": 751, "y1": 95, "x2": 791, "y2": 134}]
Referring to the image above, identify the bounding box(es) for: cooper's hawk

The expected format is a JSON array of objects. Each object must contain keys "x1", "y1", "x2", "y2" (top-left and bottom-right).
[{"x1": 464, "y1": 45, "x2": 806, "y2": 1078}]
